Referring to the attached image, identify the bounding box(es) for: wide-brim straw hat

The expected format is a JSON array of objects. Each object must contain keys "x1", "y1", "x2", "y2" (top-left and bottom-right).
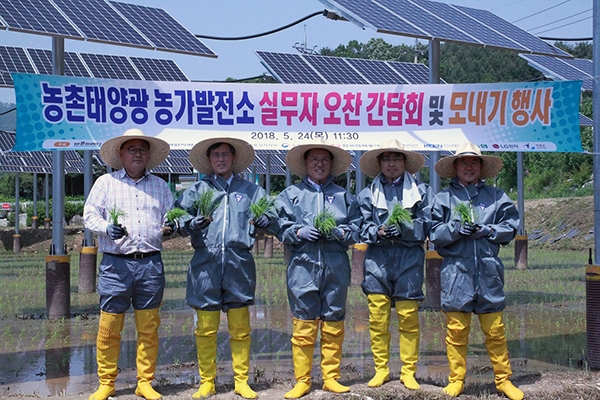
[
  {"x1": 359, "y1": 138, "x2": 425, "y2": 177},
  {"x1": 99, "y1": 128, "x2": 170, "y2": 170},
  {"x1": 286, "y1": 138, "x2": 352, "y2": 177},
  {"x1": 189, "y1": 137, "x2": 255, "y2": 175},
  {"x1": 434, "y1": 142, "x2": 503, "y2": 179}
]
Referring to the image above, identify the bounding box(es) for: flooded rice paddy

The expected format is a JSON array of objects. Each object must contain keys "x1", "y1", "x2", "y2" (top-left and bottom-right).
[{"x1": 0, "y1": 246, "x2": 589, "y2": 397}]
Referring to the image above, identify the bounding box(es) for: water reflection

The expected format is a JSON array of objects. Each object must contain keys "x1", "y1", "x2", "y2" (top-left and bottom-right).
[{"x1": 0, "y1": 299, "x2": 586, "y2": 397}]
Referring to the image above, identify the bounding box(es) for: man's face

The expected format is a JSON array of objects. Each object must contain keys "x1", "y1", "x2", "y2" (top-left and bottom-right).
[
  {"x1": 304, "y1": 148, "x2": 332, "y2": 183},
  {"x1": 209, "y1": 143, "x2": 235, "y2": 179},
  {"x1": 379, "y1": 151, "x2": 406, "y2": 182},
  {"x1": 119, "y1": 139, "x2": 150, "y2": 175},
  {"x1": 455, "y1": 156, "x2": 482, "y2": 186}
]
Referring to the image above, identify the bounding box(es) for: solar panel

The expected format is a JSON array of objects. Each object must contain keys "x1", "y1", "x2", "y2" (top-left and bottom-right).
[
  {"x1": 302, "y1": 54, "x2": 369, "y2": 84},
  {"x1": 130, "y1": 57, "x2": 189, "y2": 82},
  {"x1": 256, "y1": 51, "x2": 327, "y2": 84},
  {"x1": 345, "y1": 58, "x2": 409, "y2": 84},
  {"x1": 520, "y1": 54, "x2": 593, "y2": 91},
  {"x1": 53, "y1": 0, "x2": 152, "y2": 49},
  {"x1": 257, "y1": 51, "x2": 435, "y2": 85},
  {"x1": 387, "y1": 61, "x2": 431, "y2": 84},
  {"x1": 26, "y1": 48, "x2": 92, "y2": 77},
  {"x1": 0, "y1": 0, "x2": 82, "y2": 39},
  {"x1": 0, "y1": 45, "x2": 36, "y2": 86},
  {"x1": 418, "y1": 0, "x2": 528, "y2": 51},
  {"x1": 80, "y1": 53, "x2": 141, "y2": 80},
  {"x1": 0, "y1": 131, "x2": 52, "y2": 173},
  {"x1": 110, "y1": 1, "x2": 216, "y2": 58},
  {"x1": 579, "y1": 113, "x2": 593, "y2": 127},
  {"x1": 454, "y1": 5, "x2": 568, "y2": 58},
  {"x1": 318, "y1": 0, "x2": 571, "y2": 57},
  {"x1": 0, "y1": 46, "x2": 189, "y2": 88},
  {"x1": 379, "y1": 0, "x2": 475, "y2": 44},
  {"x1": 326, "y1": 0, "x2": 426, "y2": 38}
]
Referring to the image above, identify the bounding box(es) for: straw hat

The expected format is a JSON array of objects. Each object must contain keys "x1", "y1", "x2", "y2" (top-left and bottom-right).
[
  {"x1": 434, "y1": 142, "x2": 503, "y2": 179},
  {"x1": 189, "y1": 137, "x2": 255, "y2": 175},
  {"x1": 286, "y1": 138, "x2": 352, "y2": 177},
  {"x1": 99, "y1": 128, "x2": 170, "y2": 170},
  {"x1": 359, "y1": 138, "x2": 425, "y2": 177}
]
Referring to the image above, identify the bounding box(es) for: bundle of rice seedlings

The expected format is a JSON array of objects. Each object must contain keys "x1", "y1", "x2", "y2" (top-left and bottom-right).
[
  {"x1": 386, "y1": 203, "x2": 413, "y2": 229},
  {"x1": 454, "y1": 201, "x2": 474, "y2": 224},
  {"x1": 194, "y1": 189, "x2": 221, "y2": 220},
  {"x1": 108, "y1": 206, "x2": 126, "y2": 225},
  {"x1": 108, "y1": 205, "x2": 128, "y2": 236},
  {"x1": 249, "y1": 196, "x2": 276, "y2": 224},
  {"x1": 314, "y1": 209, "x2": 337, "y2": 237},
  {"x1": 165, "y1": 207, "x2": 187, "y2": 223}
]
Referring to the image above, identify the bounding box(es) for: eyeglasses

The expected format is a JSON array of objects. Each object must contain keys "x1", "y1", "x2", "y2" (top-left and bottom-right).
[
  {"x1": 456, "y1": 160, "x2": 481, "y2": 168},
  {"x1": 126, "y1": 147, "x2": 149, "y2": 155},
  {"x1": 307, "y1": 157, "x2": 331, "y2": 166}
]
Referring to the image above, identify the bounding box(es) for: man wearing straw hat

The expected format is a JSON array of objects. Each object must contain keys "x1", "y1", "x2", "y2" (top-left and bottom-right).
[
  {"x1": 356, "y1": 138, "x2": 433, "y2": 390},
  {"x1": 174, "y1": 137, "x2": 271, "y2": 399},
  {"x1": 84, "y1": 128, "x2": 173, "y2": 400},
  {"x1": 429, "y1": 142, "x2": 522, "y2": 400},
  {"x1": 274, "y1": 139, "x2": 361, "y2": 398}
]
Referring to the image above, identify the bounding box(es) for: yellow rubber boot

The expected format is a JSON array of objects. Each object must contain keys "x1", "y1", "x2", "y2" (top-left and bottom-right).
[
  {"x1": 443, "y1": 312, "x2": 471, "y2": 397},
  {"x1": 134, "y1": 308, "x2": 162, "y2": 399},
  {"x1": 320, "y1": 320, "x2": 350, "y2": 393},
  {"x1": 284, "y1": 319, "x2": 319, "y2": 399},
  {"x1": 89, "y1": 311, "x2": 125, "y2": 400},
  {"x1": 397, "y1": 300, "x2": 420, "y2": 390},
  {"x1": 479, "y1": 312, "x2": 524, "y2": 400},
  {"x1": 227, "y1": 307, "x2": 257, "y2": 399},
  {"x1": 193, "y1": 310, "x2": 220, "y2": 399},
  {"x1": 367, "y1": 294, "x2": 391, "y2": 388}
]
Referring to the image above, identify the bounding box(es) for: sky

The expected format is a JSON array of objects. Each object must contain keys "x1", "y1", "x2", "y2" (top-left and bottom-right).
[{"x1": 0, "y1": 0, "x2": 593, "y2": 104}]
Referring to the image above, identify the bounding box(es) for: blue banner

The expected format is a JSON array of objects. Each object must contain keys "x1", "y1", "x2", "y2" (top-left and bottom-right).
[{"x1": 12, "y1": 73, "x2": 582, "y2": 152}]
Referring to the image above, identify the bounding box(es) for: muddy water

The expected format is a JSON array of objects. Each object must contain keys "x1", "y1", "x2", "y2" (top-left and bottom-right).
[{"x1": 0, "y1": 299, "x2": 585, "y2": 397}]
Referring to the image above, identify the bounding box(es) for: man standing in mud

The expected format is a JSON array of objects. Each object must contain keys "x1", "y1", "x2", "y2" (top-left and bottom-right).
[
  {"x1": 84, "y1": 129, "x2": 173, "y2": 400},
  {"x1": 175, "y1": 137, "x2": 272, "y2": 399},
  {"x1": 429, "y1": 142, "x2": 523, "y2": 400},
  {"x1": 274, "y1": 139, "x2": 361, "y2": 399}
]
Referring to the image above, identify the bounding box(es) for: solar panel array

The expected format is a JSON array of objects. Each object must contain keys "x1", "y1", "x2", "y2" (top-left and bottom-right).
[
  {"x1": 0, "y1": 131, "x2": 84, "y2": 173},
  {"x1": 520, "y1": 54, "x2": 593, "y2": 92},
  {"x1": 256, "y1": 51, "x2": 435, "y2": 85},
  {"x1": 0, "y1": 45, "x2": 189, "y2": 87},
  {"x1": 318, "y1": 0, "x2": 571, "y2": 58},
  {"x1": 0, "y1": 0, "x2": 215, "y2": 57}
]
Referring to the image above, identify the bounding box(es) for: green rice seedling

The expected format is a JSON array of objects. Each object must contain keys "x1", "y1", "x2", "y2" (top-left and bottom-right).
[
  {"x1": 453, "y1": 201, "x2": 474, "y2": 224},
  {"x1": 108, "y1": 205, "x2": 128, "y2": 236},
  {"x1": 249, "y1": 195, "x2": 276, "y2": 224},
  {"x1": 194, "y1": 189, "x2": 221, "y2": 220},
  {"x1": 386, "y1": 203, "x2": 414, "y2": 229},
  {"x1": 165, "y1": 207, "x2": 187, "y2": 223},
  {"x1": 313, "y1": 208, "x2": 336, "y2": 237},
  {"x1": 108, "y1": 205, "x2": 126, "y2": 225}
]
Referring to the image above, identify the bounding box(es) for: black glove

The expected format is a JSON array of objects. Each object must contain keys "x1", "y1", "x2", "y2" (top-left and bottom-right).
[
  {"x1": 384, "y1": 224, "x2": 401, "y2": 238},
  {"x1": 190, "y1": 215, "x2": 210, "y2": 231},
  {"x1": 163, "y1": 221, "x2": 176, "y2": 236},
  {"x1": 254, "y1": 214, "x2": 270, "y2": 229},
  {"x1": 471, "y1": 224, "x2": 491, "y2": 239},
  {"x1": 458, "y1": 222, "x2": 476, "y2": 236},
  {"x1": 328, "y1": 227, "x2": 345, "y2": 241},
  {"x1": 106, "y1": 224, "x2": 126, "y2": 240},
  {"x1": 297, "y1": 226, "x2": 321, "y2": 241}
]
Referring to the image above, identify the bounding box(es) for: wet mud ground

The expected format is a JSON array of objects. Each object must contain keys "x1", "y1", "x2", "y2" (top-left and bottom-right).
[{"x1": 0, "y1": 246, "x2": 598, "y2": 399}]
